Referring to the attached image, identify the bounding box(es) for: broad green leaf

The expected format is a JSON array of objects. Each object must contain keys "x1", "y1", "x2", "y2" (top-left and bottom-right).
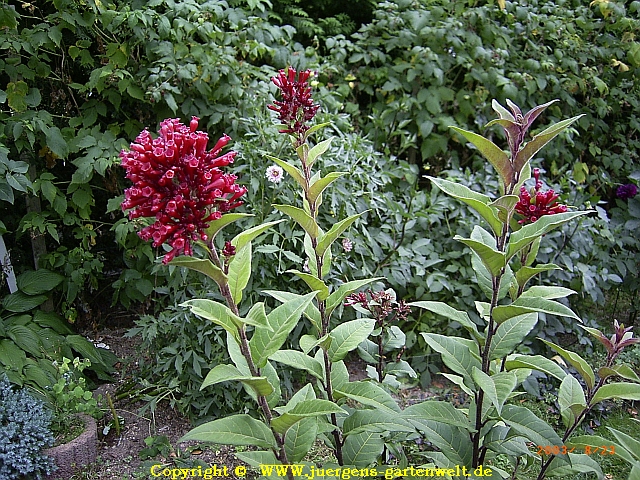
[
  {"x1": 0, "y1": 339, "x2": 27, "y2": 371},
  {"x1": 231, "y1": 219, "x2": 284, "y2": 253},
  {"x1": 403, "y1": 400, "x2": 470, "y2": 430},
  {"x1": 472, "y1": 368, "x2": 517, "y2": 415},
  {"x1": 569, "y1": 436, "x2": 633, "y2": 464},
  {"x1": 250, "y1": 292, "x2": 317, "y2": 368},
  {"x1": 262, "y1": 359, "x2": 282, "y2": 409},
  {"x1": 506, "y1": 212, "x2": 589, "y2": 261},
  {"x1": 421, "y1": 333, "x2": 481, "y2": 386},
  {"x1": 598, "y1": 364, "x2": 640, "y2": 383},
  {"x1": 65, "y1": 335, "x2": 104, "y2": 364},
  {"x1": 608, "y1": 427, "x2": 640, "y2": 462},
  {"x1": 541, "y1": 339, "x2": 595, "y2": 390},
  {"x1": 501, "y1": 405, "x2": 565, "y2": 460},
  {"x1": 590, "y1": 383, "x2": 640, "y2": 406},
  {"x1": 269, "y1": 350, "x2": 324, "y2": 380},
  {"x1": 180, "y1": 414, "x2": 276, "y2": 448},
  {"x1": 490, "y1": 195, "x2": 519, "y2": 225},
  {"x1": 427, "y1": 176, "x2": 502, "y2": 235},
  {"x1": 342, "y1": 431, "x2": 384, "y2": 467},
  {"x1": 307, "y1": 137, "x2": 333, "y2": 169},
  {"x1": 287, "y1": 269, "x2": 329, "y2": 300},
  {"x1": 266, "y1": 154, "x2": 306, "y2": 190},
  {"x1": 45, "y1": 125, "x2": 69, "y2": 159},
  {"x1": 243, "y1": 302, "x2": 271, "y2": 330},
  {"x1": 204, "y1": 213, "x2": 252, "y2": 241},
  {"x1": 328, "y1": 318, "x2": 376, "y2": 362},
  {"x1": 334, "y1": 381, "x2": 401, "y2": 413},
  {"x1": 304, "y1": 122, "x2": 330, "y2": 140},
  {"x1": 412, "y1": 420, "x2": 473, "y2": 467},
  {"x1": 454, "y1": 236, "x2": 506, "y2": 277},
  {"x1": 201, "y1": 364, "x2": 273, "y2": 396},
  {"x1": 325, "y1": 277, "x2": 382, "y2": 320},
  {"x1": 2, "y1": 291, "x2": 48, "y2": 312},
  {"x1": 544, "y1": 453, "x2": 603, "y2": 479},
  {"x1": 181, "y1": 299, "x2": 241, "y2": 343},
  {"x1": 316, "y1": 212, "x2": 365, "y2": 258},
  {"x1": 489, "y1": 313, "x2": 538, "y2": 359},
  {"x1": 515, "y1": 264, "x2": 560, "y2": 290},
  {"x1": 299, "y1": 334, "x2": 331, "y2": 354},
  {"x1": 169, "y1": 257, "x2": 227, "y2": 286},
  {"x1": 235, "y1": 450, "x2": 279, "y2": 469},
  {"x1": 520, "y1": 285, "x2": 576, "y2": 299},
  {"x1": 558, "y1": 374, "x2": 587, "y2": 429},
  {"x1": 343, "y1": 409, "x2": 415, "y2": 436},
  {"x1": 274, "y1": 205, "x2": 319, "y2": 239},
  {"x1": 308, "y1": 172, "x2": 347, "y2": 206},
  {"x1": 328, "y1": 357, "x2": 350, "y2": 391},
  {"x1": 492, "y1": 297, "x2": 579, "y2": 324},
  {"x1": 271, "y1": 399, "x2": 345, "y2": 435},
  {"x1": 504, "y1": 354, "x2": 567, "y2": 381},
  {"x1": 6, "y1": 325, "x2": 42, "y2": 357},
  {"x1": 439, "y1": 373, "x2": 474, "y2": 396},
  {"x1": 450, "y1": 126, "x2": 513, "y2": 188},
  {"x1": 17, "y1": 269, "x2": 64, "y2": 295},
  {"x1": 514, "y1": 115, "x2": 586, "y2": 176},
  {"x1": 285, "y1": 417, "x2": 318, "y2": 463},
  {"x1": 275, "y1": 383, "x2": 316, "y2": 414},
  {"x1": 227, "y1": 242, "x2": 251, "y2": 304},
  {"x1": 263, "y1": 290, "x2": 322, "y2": 333},
  {"x1": 410, "y1": 300, "x2": 481, "y2": 341},
  {"x1": 473, "y1": 250, "x2": 513, "y2": 303}
]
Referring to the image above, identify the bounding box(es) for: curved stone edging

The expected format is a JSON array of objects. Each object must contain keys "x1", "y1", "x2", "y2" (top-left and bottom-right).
[{"x1": 44, "y1": 414, "x2": 97, "y2": 480}]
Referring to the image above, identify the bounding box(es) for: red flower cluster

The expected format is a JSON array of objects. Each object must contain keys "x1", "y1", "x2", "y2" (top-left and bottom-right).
[
  {"x1": 268, "y1": 67, "x2": 319, "y2": 138},
  {"x1": 120, "y1": 117, "x2": 247, "y2": 263},
  {"x1": 515, "y1": 168, "x2": 567, "y2": 224}
]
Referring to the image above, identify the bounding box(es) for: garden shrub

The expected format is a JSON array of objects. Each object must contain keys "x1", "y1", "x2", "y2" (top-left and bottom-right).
[{"x1": 0, "y1": 375, "x2": 56, "y2": 479}]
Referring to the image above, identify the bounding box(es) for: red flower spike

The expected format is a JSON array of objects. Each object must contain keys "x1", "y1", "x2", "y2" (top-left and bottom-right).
[
  {"x1": 269, "y1": 67, "x2": 320, "y2": 139},
  {"x1": 120, "y1": 118, "x2": 246, "y2": 263},
  {"x1": 514, "y1": 168, "x2": 568, "y2": 224}
]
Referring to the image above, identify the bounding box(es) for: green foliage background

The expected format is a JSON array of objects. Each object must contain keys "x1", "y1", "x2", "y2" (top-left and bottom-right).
[{"x1": 1, "y1": 0, "x2": 638, "y2": 413}]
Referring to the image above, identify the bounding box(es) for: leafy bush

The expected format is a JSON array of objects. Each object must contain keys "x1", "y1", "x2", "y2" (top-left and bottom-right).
[{"x1": 0, "y1": 375, "x2": 56, "y2": 479}]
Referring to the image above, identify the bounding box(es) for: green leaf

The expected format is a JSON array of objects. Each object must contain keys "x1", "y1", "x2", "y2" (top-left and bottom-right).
[
  {"x1": 181, "y1": 299, "x2": 241, "y2": 344},
  {"x1": 308, "y1": 172, "x2": 347, "y2": 206},
  {"x1": 421, "y1": 333, "x2": 481, "y2": 386},
  {"x1": 342, "y1": 431, "x2": 385, "y2": 467},
  {"x1": 492, "y1": 297, "x2": 579, "y2": 324},
  {"x1": 514, "y1": 115, "x2": 586, "y2": 176},
  {"x1": 569, "y1": 436, "x2": 634, "y2": 464},
  {"x1": 316, "y1": 212, "x2": 365, "y2": 258},
  {"x1": 454, "y1": 236, "x2": 506, "y2": 277},
  {"x1": 243, "y1": 302, "x2": 270, "y2": 330},
  {"x1": 45, "y1": 126, "x2": 69, "y2": 159},
  {"x1": 263, "y1": 290, "x2": 322, "y2": 333},
  {"x1": 412, "y1": 421, "x2": 473, "y2": 466},
  {"x1": 428, "y1": 177, "x2": 502, "y2": 235},
  {"x1": 287, "y1": 270, "x2": 329, "y2": 300},
  {"x1": 450, "y1": 126, "x2": 513, "y2": 188},
  {"x1": 327, "y1": 318, "x2": 376, "y2": 362},
  {"x1": 2, "y1": 291, "x2": 48, "y2": 312},
  {"x1": 520, "y1": 285, "x2": 576, "y2": 299},
  {"x1": 608, "y1": 427, "x2": 640, "y2": 462},
  {"x1": 325, "y1": 277, "x2": 382, "y2": 320},
  {"x1": 204, "y1": 213, "x2": 252, "y2": 241},
  {"x1": 506, "y1": 212, "x2": 589, "y2": 261},
  {"x1": 490, "y1": 195, "x2": 519, "y2": 225},
  {"x1": 598, "y1": 364, "x2": 640, "y2": 383},
  {"x1": 545, "y1": 454, "x2": 604, "y2": 478},
  {"x1": 180, "y1": 414, "x2": 276, "y2": 448},
  {"x1": 515, "y1": 264, "x2": 560, "y2": 290},
  {"x1": 343, "y1": 409, "x2": 415, "y2": 436},
  {"x1": 7, "y1": 325, "x2": 42, "y2": 357},
  {"x1": 334, "y1": 381, "x2": 401, "y2": 413},
  {"x1": 271, "y1": 399, "x2": 345, "y2": 435},
  {"x1": 541, "y1": 339, "x2": 595, "y2": 390},
  {"x1": 472, "y1": 368, "x2": 517, "y2": 416},
  {"x1": 274, "y1": 205, "x2": 319, "y2": 239},
  {"x1": 169, "y1": 257, "x2": 227, "y2": 286},
  {"x1": 590, "y1": 383, "x2": 640, "y2": 406},
  {"x1": 410, "y1": 300, "x2": 481, "y2": 341},
  {"x1": 231, "y1": 219, "x2": 284, "y2": 253},
  {"x1": 65, "y1": 335, "x2": 104, "y2": 364},
  {"x1": 403, "y1": 400, "x2": 470, "y2": 430},
  {"x1": 285, "y1": 417, "x2": 318, "y2": 463},
  {"x1": 489, "y1": 313, "x2": 538, "y2": 360},
  {"x1": 266, "y1": 155, "x2": 306, "y2": 190},
  {"x1": 16, "y1": 269, "x2": 64, "y2": 295},
  {"x1": 504, "y1": 354, "x2": 567, "y2": 381},
  {"x1": 0, "y1": 339, "x2": 27, "y2": 371},
  {"x1": 307, "y1": 138, "x2": 333, "y2": 169},
  {"x1": 227, "y1": 242, "x2": 251, "y2": 304},
  {"x1": 558, "y1": 374, "x2": 587, "y2": 429},
  {"x1": 201, "y1": 364, "x2": 273, "y2": 396},
  {"x1": 500, "y1": 404, "x2": 565, "y2": 459},
  {"x1": 269, "y1": 350, "x2": 324, "y2": 380},
  {"x1": 299, "y1": 334, "x2": 331, "y2": 354},
  {"x1": 250, "y1": 292, "x2": 317, "y2": 368}
]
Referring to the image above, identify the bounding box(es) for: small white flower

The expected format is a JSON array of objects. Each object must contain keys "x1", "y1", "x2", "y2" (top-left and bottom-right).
[
  {"x1": 303, "y1": 258, "x2": 310, "y2": 273},
  {"x1": 266, "y1": 165, "x2": 284, "y2": 184},
  {"x1": 342, "y1": 237, "x2": 353, "y2": 252}
]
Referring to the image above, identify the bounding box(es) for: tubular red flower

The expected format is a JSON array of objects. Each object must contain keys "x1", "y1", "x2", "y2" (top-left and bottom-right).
[
  {"x1": 269, "y1": 66, "x2": 320, "y2": 138},
  {"x1": 515, "y1": 168, "x2": 567, "y2": 224},
  {"x1": 120, "y1": 117, "x2": 246, "y2": 263}
]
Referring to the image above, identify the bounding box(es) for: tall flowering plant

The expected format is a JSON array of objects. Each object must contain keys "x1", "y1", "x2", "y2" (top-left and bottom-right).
[{"x1": 403, "y1": 100, "x2": 640, "y2": 479}]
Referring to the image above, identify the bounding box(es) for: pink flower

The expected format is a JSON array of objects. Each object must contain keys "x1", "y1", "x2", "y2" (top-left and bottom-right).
[
  {"x1": 515, "y1": 168, "x2": 567, "y2": 224},
  {"x1": 342, "y1": 238, "x2": 353, "y2": 252},
  {"x1": 266, "y1": 165, "x2": 284, "y2": 184},
  {"x1": 268, "y1": 67, "x2": 319, "y2": 138},
  {"x1": 120, "y1": 117, "x2": 247, "y2": 263}
]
